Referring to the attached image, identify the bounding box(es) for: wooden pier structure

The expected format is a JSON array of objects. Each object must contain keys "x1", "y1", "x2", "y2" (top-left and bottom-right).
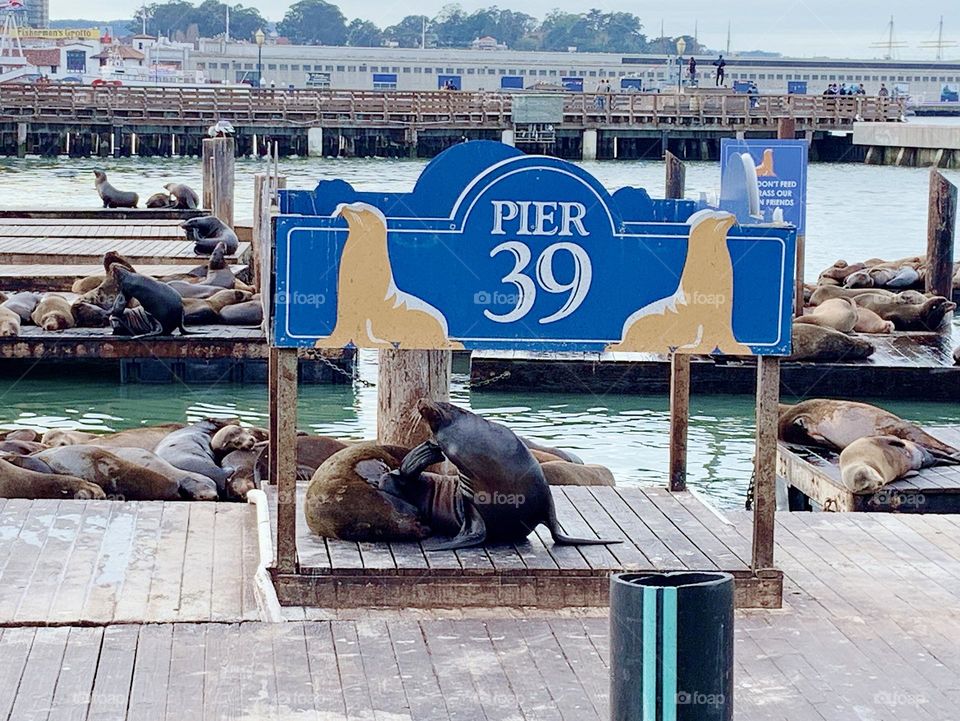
[
  {"x1": 779, "y1": 426, "x2": 960, "y2": 513},
  {"x1": 0, "y1": 85, "x2": 904, "y2": 160}
]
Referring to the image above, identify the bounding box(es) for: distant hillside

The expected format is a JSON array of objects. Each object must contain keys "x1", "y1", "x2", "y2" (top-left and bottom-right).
[{"x1": 49, "y1": 18, "x2": 136, "y2": 34}]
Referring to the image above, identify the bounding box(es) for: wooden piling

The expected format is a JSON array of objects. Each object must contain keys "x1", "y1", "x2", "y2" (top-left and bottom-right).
[
  {"x1": 202, "y1": 137, "x2": 235, "y2": 226},
  {"x1": 16, "y1": 122, "x2": 27, "y2": 158},
  {"x1": 253, "y1": 173, "x2": 286, "y2": 295},
  {"x1": 274, "y1": 347, "x2": 299, "y2": 574},
  {"x1": 925, "y1": 168, "x2": 957, "y2": 299},
  {"x1": 377, "y1": 350, "x2": 452, "y2": 448},
  {"x1": 665, "y1": 151, "x2": 690, "y2": 492},
  {"x1": 752, "y1": 356, "x2": 780, "y2": 571}
]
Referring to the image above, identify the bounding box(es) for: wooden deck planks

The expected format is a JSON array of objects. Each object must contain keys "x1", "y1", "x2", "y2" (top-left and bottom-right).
[{"x1": 0, "y1": 237, "x2": 249, "y2": 266}]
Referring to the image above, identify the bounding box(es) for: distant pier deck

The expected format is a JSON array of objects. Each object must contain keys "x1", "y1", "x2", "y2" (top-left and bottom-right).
[
  {"x1": 855, "y1": 121, "x2": 960, "y2": 168},
  {"x1": 470, "y1": 331, "x2": 960, "y2": 401},
  {"x1": 0, "y1": 86, "x2": 904, "y2": 160}
]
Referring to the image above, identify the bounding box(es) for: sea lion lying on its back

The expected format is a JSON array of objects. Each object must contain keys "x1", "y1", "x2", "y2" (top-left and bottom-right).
[
  {"x1": 94, "y1": 170, "x2": 138, "y2": 208},
  {"x1": 181, "y1": 216, "x2": 239, "y2": 255},
  {"x1": 838, "y1": 436, "x2": 955, "y2": 494}
]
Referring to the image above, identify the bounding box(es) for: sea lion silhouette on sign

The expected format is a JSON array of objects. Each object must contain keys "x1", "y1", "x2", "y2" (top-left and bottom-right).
[
  {"x1": 607, "y1": 209, "x2": 749, "y2": 355},
  {"x1": 321, "y1": 202, "x2": 464, "y2": 350}
]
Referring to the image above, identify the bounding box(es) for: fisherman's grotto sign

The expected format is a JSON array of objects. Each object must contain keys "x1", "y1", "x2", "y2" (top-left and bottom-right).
[{"x1": 273, "y1": 142, "x2": 796, "y2": 355}]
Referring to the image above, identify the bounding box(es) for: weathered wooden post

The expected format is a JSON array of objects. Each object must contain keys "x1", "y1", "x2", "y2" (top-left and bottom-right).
[
  {"x1": 925, "y1": 168, "x2": 957, "y2": 299},
  {"x1": 16, "y1": 122, "x2": 28, "y2": 158},
  {"x1": 202, "y1": 136, "x2": 236, "y2": 226},
  {"x1": 377, "y1": 350, "x2": 451, "y2": 448},
  {"x1": 253, "y1": 173, "x2": 286, "y2": 293},
  {"x1": 751, "y1": 356, "x2": 780, "y2": 572},
  {"x1": 272, "y1": 347, "x2": 299, "y2": 574},
  {"x1": 666, "y1": 151, "x2": 690, "y2": 493}
]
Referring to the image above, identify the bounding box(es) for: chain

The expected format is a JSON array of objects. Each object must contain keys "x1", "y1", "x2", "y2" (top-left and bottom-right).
[
  {"x1": 471, "y1": 370, "x2": 511, "y2": 389},
  {"x1": 744, "y1": 469, "x2": 756, "y2": 511},
  {"x1": 304, "y1": 350, "x2": 376, "y2": 387}
]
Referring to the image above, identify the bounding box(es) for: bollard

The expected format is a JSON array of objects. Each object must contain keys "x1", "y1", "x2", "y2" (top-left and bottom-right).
[{"x1": 610, "y1": 571, "x2": 734, "y2": 721}]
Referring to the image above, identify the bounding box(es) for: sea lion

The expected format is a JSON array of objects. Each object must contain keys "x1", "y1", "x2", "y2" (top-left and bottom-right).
[
  {"x1": 34, "y1": 445, "x2": 181, "y2": 501},
  {"x1": 110, "y1": 265, "x2": 192, "y2": 337},
  {"x1": 809, "y1": 285, "x2": 898, "y2": 306},
  {"x1": 819, "y1": 261, "x2": 866, "y2": 284},
  {"x1": 211, "y1": 424, "x2": 266, "y2": 457},
  {"x1": 183, "y1": 290, "x2": 251, "y2": 325},
  {"x1": 2, "y1": 292, "x2": 42, "y2": 323},
  {"x1": 109, "y1": 447, "x2": 218, "y2": 501},
  {"x1": 0, "y1": 440, "x2": 46, "y2": 454},
  {"x1": 794, "y1": 297, "x2": 858, "y2": 333},
  {"x1": 146, "y1": 192, "x2": 175, "y2": 209},
  {"x1": 838, "y1": 436, "x2": 950, "y2": 494},
  {"x1": 41, "y1": 429, "x2": 98, "y2": 447},
  {"x1": 884, "y1": 266, "x2": 922, "y2": 288},
  {"x1": 1, "y1": 429, "x2": 37, "y2": 442},
  {"x1": 608, "y1": 210, "x2": 748, "y2": 354},
  {"x1": 221, "y1": 446, "x2": 264, "y2": 500},
  {"x1": 72, "y1": 275, "x2": 105, "y2": 294},
  {"x1": 84, "y1": 423, "x2": 185, "y2": 452},
  {"x1": 31, "y1": 294, "x2": 75, "y2": 331},
  {"x1": 880, "y1": 297, "x2": 955, "y2": 332},
  {"x1": 181, "y1": 216, "x2": 239, "y2": 255},
  {"x1": 165, "y1": 183, "x2": 199, "y2": 210},
  {"x1": 541, "y1": 461, "x2": 616, "y2": 486},
  {"x1": 393, "y1": 399, "x2": 621, "y2": 550},
  {"x1": 779, "y1": 399, "x2": 960, "y2": 457},
  {"x1": 0, "y1": 305, "x2": 21, "y2": 337},
  {"x1": 274, "y1": 435, "x2": 352, "y2": 481},
  {"x1": 166, "y1": 282, "x2": 225, "y2": 299},
  {"x1": 853, "y1": 307, "x2": 894, "y2": 334},
  {"x1": 304, "y1": 443, "x2": 430, "y2": 542},
  {"x1": 219, "y1": 300, "x2": 263, "y2": 325},
  {"x1": 71, "y1": 302, "x2": 111, "y2": 328},
  {"x1": 842, "y1": 270, "x2": 875, "y2": 288},
  {"x1": 93, "y1": 170, "x2": 138, "y2": 209},
  {"x1": 1, "y1": 453, "x2": 56, "y2": 475},
  {"x1": 203, "y1": 243, "x2": 235, "y2": 288},
  {"x1": 521, "y1": 437, "x2": 584, "y2": 465},
  {"x1": 790, "y1": 324, "x2": 874, "y2": 362},
  {"x1": 154, "y1": 419, "x2": 233, "y2": 493},
  {"x1": 111, "y1": 306, "x2": 163, "y2": 337},
  {"x1": 0, "y1": 458, "x2": 105, "y2": 500}
]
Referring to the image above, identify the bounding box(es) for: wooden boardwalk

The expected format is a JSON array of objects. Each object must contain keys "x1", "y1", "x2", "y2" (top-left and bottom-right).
[
  {"x1": 1, "y1": 510, "x2": 958, "y2": 720},
  {"x1": 0, "y1": 263, "x2": 249, "y2": 292},
  {"x1": 779, "y1": 427, "x2": 960, "y2": 513},
  {"x1": 0, "y1": 499, "x2": 261, "y2": 626},
  {"x1": 471, "y1": 331, "x2": 960, "y2": 400},
  {"x1": 0, "y1": 237, "x2": 249, "y2": 266},
  {"x1": 266, "y1": 484, "x2": 782, "y2": 609}
]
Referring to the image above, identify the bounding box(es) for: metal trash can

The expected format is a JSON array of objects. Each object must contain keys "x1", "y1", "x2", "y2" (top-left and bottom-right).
[{"x1": 610, "y1": 571, "x2": 734, "y2": 721}]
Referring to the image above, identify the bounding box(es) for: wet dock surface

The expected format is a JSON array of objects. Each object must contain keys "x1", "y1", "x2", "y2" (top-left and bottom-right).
[{"x1": 0, "y1": 509, "x2": 958, "y2": 719}]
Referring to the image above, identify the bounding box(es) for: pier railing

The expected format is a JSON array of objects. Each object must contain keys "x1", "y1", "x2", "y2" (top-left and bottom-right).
[{"x1": 0, "y1": 85, "x2": 905, "y2": 130}]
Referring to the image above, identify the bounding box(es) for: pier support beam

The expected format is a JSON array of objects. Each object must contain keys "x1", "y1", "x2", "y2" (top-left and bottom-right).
[
  {"x1": 925, "y1": 168, "x2": 957, "y2": 299},
  {"x1": 581, "y1": 129, "x2": 598, "y2": 161},
  {"x1": 752, "y1": 357, "x2": 780, "y2": 572},
  {"x1": 377, "y1": 350, "x2": 451, "y2": 449},
  {"x1": 16, "y1": 123, "x2": 27, "y2": 158},
  {"x1": 501, "y1": 128, "x2": 515, "y2": 147},
  {"x1": 202, "y1": 137, "x2": 236, "y2": 227},
  {"x1": 665, "y1": 151, "x2": 689, "y2": 492},
  {"x1": 307, "y1": 128, "x2": 324, "y2": 158},
  {"x1": 271, "y1": 347, "x2": 300, "y2": 574}
]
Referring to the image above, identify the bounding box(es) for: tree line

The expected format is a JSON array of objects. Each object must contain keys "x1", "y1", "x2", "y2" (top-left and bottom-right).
[{"x1": 132, "y1": 0, "x2": 708, "y2": 55}]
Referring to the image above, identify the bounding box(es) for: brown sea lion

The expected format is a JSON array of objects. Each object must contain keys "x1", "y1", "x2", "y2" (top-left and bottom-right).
[
  {"x1": 31, "y1": 294, "x2": 75, "y2": 331},
  {"x1": 165, "y1": 183, "x2": 199, "y2": 210},
  {"x1": 853, "y1": 307, "x2": 894, "y2": 334},
  {"x1": 839, "y1": 436, "x2": 948, "y2": 493},
  {"x1": 34, "y1": 445, "x2": 181, "y2": 501},
  {"x1": 166, "y1": 282, "x2": 224, "y2": 299},
  {"x1": 146, "y1": 192, "x2": 175, "y2": 209},
  {"x1": 0, "y1": 440, "x2": 46, "y2": 454},
  {"x1": 71, "y1": 302, "x2": 111, "y2": 328},
  {"x1": 393, "y1": 400, "x2": 621, "y2": 549},
  {"x1": 94, "y1": 170, "x2": 138, "y2": 208},
  {"x1": 529, "y1": 449, "x2": 565, "y2": 464},
  {"x1": 72, "y1": 275, "x2": 105, "y2": 294},
  {"x1": 221, "y1": 446, "x2": 264, "y2": 500},
  {"x1": 210, "y1": 424, "x2": 267, "y2": 457},
  {"x1": 219, "y1": 300, "x2": 263, "y2": 325},
  {"x1": 0, "y1": 305, "x2": 21, "y2": 337},
  {"x1": 88, "y1": 423, "x2": 185, "y2": 452},
  {"x1": 541, "y1": 461, "x2": 616, "y2": 486},
  {"x1": 880, "y1": 297, "x2": 955, "y2": 332},
  {"x1": 0, "y1": 458, "x2": 105, "y2": 500},
  {"x1": 1, "y1": 429, "x2": 38, "y2": 442},
  {"x1": 790, "y1": 325, "x2": 874, "y2": 362},
  {"x1": 304, "y1": 443, "x2": 430, "y2": 542},
  {"x1": 521, "y1": 437, "x2": 584, "y2": 464},
  {"x1": 109, "y1": 447, "x2": 218, "y2": 501},
  {"x1": 183, "y1": 290, "x2": 252, "y2": 325},
  {"x1": 41, "y1": 429, "x2": 98, "y2": 447},
  {"x1": 809, "y1": 285, "x2": 898, "y2": 306},
  {"x1": 794, "y1": 297, "x2": 858, "y2": 333},
  {"x1": 818, "y1": 261, "x2": 866, "y2": 284},
  {"x1": 779, "y1": 399, "x2": 959, "y2": 458}
]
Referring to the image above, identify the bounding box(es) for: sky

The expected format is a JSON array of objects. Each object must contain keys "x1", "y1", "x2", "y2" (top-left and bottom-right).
[{"x1": 49, "y1": 0, "x2": 960, "y2": 60}]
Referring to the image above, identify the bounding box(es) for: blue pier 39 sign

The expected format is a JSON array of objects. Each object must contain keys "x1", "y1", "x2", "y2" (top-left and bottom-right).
[{"x1": 273, "y1": 142, "x2": 797, "y2": 355}]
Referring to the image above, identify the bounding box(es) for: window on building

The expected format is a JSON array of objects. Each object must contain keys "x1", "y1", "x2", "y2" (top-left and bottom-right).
[
  {"x1": 391, "y1": 66, "x2": 399, "y2": 72},
  {"x1": 244, "y1": 63, "x2": 254, "y2": 70},
  {"x1": 549, "y1": 70, "x2": 557, "y2": 76},
  {"x1": 359, "y1": 65, "x2": 367, "y2": 71},
  {"x1": 346, "y1": 65, "x2": 355, "y2": 72},
  {"x1": 336, "y1": 65, "x2": 345, "y2": 71},
  {"x1": 539, "y1": 69, "x2": 547, "y2": 76},
  {"x1": 221, "y1": 63, "x2": 229, "y2": 69},
  {"x1": 403, "y1": 67, "x2": 411, "y2": 73},
  {"x1": 268, "y1": 64, "x2": 277, "y2": 70},
  {"x1": 66, "y1": 50, "x2": 86, "y2": 72},
  {"x1": 424, "y1": 67, "x2": 433, "y2": 73},
  {"x1": 414, "y1": 67, "x2": 422, "y2": 73},
  {"x1": 197, "y1": 62, "x2": 206, "y2": 70},
  {"x1": 467, "y1": 68, "x2": 475, "y2": 74},
  {"x1": 373, "y1": 73, "x2": 398, "y2": 90},
  {"x1": 588, "y1": 70, "x2": 597, "y2": 76},
  {"x1": 325, "y1": 65, "x2": 333, "y2": 71},
  {"x1": 445, "y1": 67, "x2": 454, "y2": 74},
  {"x1": 278, "y1": 64, "x2": 288, "y2": 70},
  {"x1": 487, "y1": 68, "x2": 496, "y2": 75},
  {"x1": 455, "y1": 68, "x2": 464, "y2": 73},
  {"x1": 498, "y1": 68, "x2": 507, "y2": 75},
  {"x1": 291, "y1": 65, "x2": 300, "y2": 71}
]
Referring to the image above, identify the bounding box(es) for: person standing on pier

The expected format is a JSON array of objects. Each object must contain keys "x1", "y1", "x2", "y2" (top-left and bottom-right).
[
  {"x1": 879, "y1": 83, "x2": 889, "y2": 97},
  {"x1": 688, "y1": 56, "x2": 697, "y2": 86},
  {"x1": 713, "y1": 54, "x2": 726, "y2": 86}
]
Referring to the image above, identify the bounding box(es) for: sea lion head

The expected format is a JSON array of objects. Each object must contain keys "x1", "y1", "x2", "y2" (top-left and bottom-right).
[
  {"x1": 71, "y1": 302, "x2": 110, "y2": 328},
  {"x1": 164, "y1": 183, "x2": 178, "y2": 193},
  {"x1": 210, "y1": 241, "x2": 226, "y2": 267},
  {"x1": 923, "y1": 297, "x2": 956, "y2": 329},
  {"x1": 93, "y1": 169, "x2": 107, "y2": 186},
  {"x1": 843, "y1": 270, "x2": 873, "y2": 288},
  {"x1": 897, "y1": 290, "x2": 926, "y2": 304},
  {"x1": 417, "y1": 398, "x2": 462, "y2": 435},
  {"x1": 40, "y1": 311, "x2": 72, "y2": 332},
  {"x1": 110, "y1": 264, "x2": 134, "y2": 285},
  {"x1": 212, "y1": 424, "x2": 259, "y2": 453}
]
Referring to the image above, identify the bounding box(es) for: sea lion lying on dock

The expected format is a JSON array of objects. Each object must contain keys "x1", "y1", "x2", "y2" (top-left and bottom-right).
[
  {"x1": 181, "y1": 216, "x2": 239, "y2": 255},
  {"x1": 72, "y1": 302, "x2": 111, "y2": 328},
  {"x1": 304, "y1": 443, "x2": 429, "y2": 542},
  {"x1": 2, "y1": 292, "x2": 42, "y2": 323},
  {"x1": 0, "y1": 458, "x2": 105, "y2": 500},
  {"x1": 794, "y1": 297, "x2": 858, "y2": 333},
  {"x1": 146, "y1": 192, "x2": 175, "y2": 209},
  {"x1": 94, "y1": 170, "x2": 138, "y2": 208},
  {"x1": 521, "y1": 437, "x2": 584, "y2": 465},
  {"x1": 31, "y1": 294, "x2": 75, "y2": 331},
  {"x1": 110, "y1": 266, "x2": 192, "y2": 337},
  {"x1": 34, "y1": 445, "x2": 182, "y2": 501},
  {"x1": 221, "y1": 446, "x2": 264, "y2": 500},
  {"x1": 211, "y1": 424, "x2": 267, "y2": 457},
  {"x1": 853, "y1": 307, "x2": 894, "y2": 334},
  {"x1": 183, "y1": 290, "x2": 252, "y2": 325},
  {"x1": 41, "y1": 423, "x2": 185, "y2": 452},
  {"x1": 154, "y1": 419, "x2": 235, "y2": 494},
  {"x1": 540, "y1": 461, "x2": 616, "y2": 486},
  {"x1": 818, "y1": 260, "x2": 866, "y2": 285},
  {"x1": 109, "y1": 447, "x2": 218, "y2": 501},
  {"x1": 779, "y1": 399, "x2": 960, "y2": 458},
  {"x1": 790, "y1": 325, "x2": 874, "y2": 362},
  {"x1": 838, "y1": 436, "x2": 953, "y2": 493},
  {"x1": 219, "y1": 300, "x2": 263, "y2": 325},
  {"x1": 0, "y1": 305, "x2": 21, "y2": 337}
]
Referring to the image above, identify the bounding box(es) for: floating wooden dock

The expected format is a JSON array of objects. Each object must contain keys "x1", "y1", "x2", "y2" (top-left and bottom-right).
[
  {"x1": 778, "y1": 426, "x2": 960, "y2": 513},
  {"x1": 1, "y1": 507, "x2": 958, "y2": 720},
  {"x1": 470, "y1": 331, "x2": 960, "y2": 400},
  {"x1": 266, "y1": 484, "x2": 782, "y2": 610}
]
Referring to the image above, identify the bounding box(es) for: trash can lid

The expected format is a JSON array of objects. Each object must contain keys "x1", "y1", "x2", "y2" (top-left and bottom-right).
[{"x1": 611, "y1": 571, "x2": 733, "y2": 589}]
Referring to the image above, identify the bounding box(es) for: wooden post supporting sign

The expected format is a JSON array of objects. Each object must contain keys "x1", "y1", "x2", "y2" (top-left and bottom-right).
[
  {"x1": 925, "y1": 168, "x2": 957, "y2": 299},
  {"x1": 751, "y1": 356, "x2": 780, "y2": 570},
  {"x1": 665, "y1": 151, "x2": 690, "y2": 492},
  {"x1": 377, "y1": 350, "x2": 452, "y2": 448},
  {"x1": 273, "y1": 347, "x2": 299, "y2": 574}
]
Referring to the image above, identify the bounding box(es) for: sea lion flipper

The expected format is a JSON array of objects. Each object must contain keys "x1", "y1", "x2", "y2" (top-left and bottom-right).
[
  {"x1": 423, "y1": 503, "x2": 486, "y2": 551},
  {"x1": 399, "y1": 441, "x2": 445, "y2": 479},
  {"x1": 545, "y1": 497, "x2": 623, "y2": 546}
]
